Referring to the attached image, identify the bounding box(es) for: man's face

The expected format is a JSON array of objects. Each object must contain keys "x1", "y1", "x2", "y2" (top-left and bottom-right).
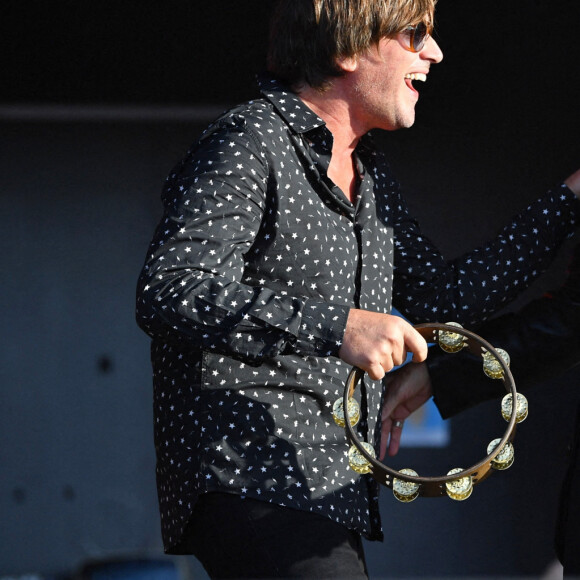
[{"x1": 349, "y1": 32, "x2": 443, "y2": 132}]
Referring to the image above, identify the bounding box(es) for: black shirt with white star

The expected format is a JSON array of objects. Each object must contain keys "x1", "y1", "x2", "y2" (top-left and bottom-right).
[{"x1": 136, "y1": 74, "x2": 579, "y2": 552}]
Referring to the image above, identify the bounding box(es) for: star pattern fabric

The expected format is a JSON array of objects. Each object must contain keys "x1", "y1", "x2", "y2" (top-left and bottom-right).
[{"x1": 136, "y1": 74, "x2": 579, "y2": 552}]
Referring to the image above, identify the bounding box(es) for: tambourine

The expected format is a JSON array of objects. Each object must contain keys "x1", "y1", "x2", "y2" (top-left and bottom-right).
[{"x1": 333, "y1": 322, "x2": 528, "y2": 502}]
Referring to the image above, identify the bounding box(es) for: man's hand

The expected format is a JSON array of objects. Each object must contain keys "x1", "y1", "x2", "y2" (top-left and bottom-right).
[
  {"x1": 380, "y1": 362, "x2": 433, "y2": 459},
  {"x1": 565, "y1": 168, "x2": 580, "y2": 198},
  {"x1": 338, "y1": 310, "x2": 428, "y2": 380}
]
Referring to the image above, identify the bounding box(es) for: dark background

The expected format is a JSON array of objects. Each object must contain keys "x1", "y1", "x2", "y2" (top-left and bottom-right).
[{"x1": 2, "y1": 1, "x2": 580, "y2": 578}]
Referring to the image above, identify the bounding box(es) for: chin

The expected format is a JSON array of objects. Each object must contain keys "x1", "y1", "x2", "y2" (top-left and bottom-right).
[
  {"x1": 398, "y1": 114, "x2": 417, "y2": 130},
  {"x1": 400, "y1": 110, "x2": 417, "y2": 129},
  {"x1": 385, "y1": 120, "x2": 415, "y2": 131},
  {"x1": 383, "y1": 111, "x2": 416, "y2": 131}
]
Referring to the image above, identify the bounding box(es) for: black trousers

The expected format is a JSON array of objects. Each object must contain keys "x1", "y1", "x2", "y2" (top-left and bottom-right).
[{"x1": 176, "y1": 492, "x2": 369, "y2": 579}]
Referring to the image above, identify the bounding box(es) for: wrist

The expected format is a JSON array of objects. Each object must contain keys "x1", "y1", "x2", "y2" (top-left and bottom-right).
[{"x1": 564, "y1": 169, "x2": 580, "y2": 198}]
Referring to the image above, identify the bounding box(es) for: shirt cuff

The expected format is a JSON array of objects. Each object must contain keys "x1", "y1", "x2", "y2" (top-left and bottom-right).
[
  {"x1": 293, "y1": 299, "x2": 350, "y2": 358},
  {"x1": 558, "y1": 182, "x2": 580, "y2": 216}
]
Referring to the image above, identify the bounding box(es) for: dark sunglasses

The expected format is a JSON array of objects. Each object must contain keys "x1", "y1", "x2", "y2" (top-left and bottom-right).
[{"x1": 400, "y1": 22, "x2": 431, "y2": 53}]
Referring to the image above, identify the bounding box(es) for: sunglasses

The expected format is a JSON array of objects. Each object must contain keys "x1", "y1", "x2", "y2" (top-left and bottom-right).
[{"x1": 400, "y1": 22, "x2": 431, "y2": 53}]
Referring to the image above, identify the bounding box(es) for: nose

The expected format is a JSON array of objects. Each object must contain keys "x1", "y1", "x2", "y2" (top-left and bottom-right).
[{"x1": 421, "y1": 35, "x2": 443, "y2": 63}]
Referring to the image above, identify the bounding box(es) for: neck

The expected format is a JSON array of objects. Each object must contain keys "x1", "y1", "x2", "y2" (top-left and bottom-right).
[
  {"x1": 297, "y1": 83, "x2": 363, "y2": 203},
  {"x1": 297, "y1": 83, "x2": 365, "y2": 158}
]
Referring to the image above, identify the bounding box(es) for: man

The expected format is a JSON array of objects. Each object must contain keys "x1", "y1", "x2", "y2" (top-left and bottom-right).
[{"x1": 136, "y1": 0, "x2": 580, "y2": 577}]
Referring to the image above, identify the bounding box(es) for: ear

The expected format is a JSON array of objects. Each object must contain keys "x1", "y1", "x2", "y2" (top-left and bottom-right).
[{"x1": 336, "y1": 54, "x2": 358, "y2": 73}]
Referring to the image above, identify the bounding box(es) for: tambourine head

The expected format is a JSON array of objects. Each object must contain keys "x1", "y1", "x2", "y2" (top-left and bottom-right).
[
  {"x1": 487, "y1": 438, "x2": 515, "y2": 470},
  {"x1": 501, "y1": 392, "x2": 528, "y2": 423},
  {"x1": 482, "y1": 348, "x2": 510, "y2": 379},
  {"x1": 332, "y1": 397, "x2": 360, "y2": 428},
  {"x1": 437, "y1": 322, "x2": 466, "y2": 353},
  {"x1": 445, "y1": 468, "x2": 473, "y2": 501},
  {"x1": 348, "y1": 442, "x2": 376, "y2": 474},
  {"x1": 393, "y1": 469, "x2": 420, "y2": 502}
]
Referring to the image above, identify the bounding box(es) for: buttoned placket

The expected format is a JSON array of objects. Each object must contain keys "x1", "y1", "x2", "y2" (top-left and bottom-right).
[{"x1": 296, "y1": 129, "x2": 386, "y2": 522}]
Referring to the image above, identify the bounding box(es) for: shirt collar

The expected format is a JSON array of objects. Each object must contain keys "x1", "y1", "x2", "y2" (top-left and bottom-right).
[
  {"x1": 257, "y1": 72, "x2": 377, "y2": 161},
  {"x1": 258, "y1": 73, "x2": 327, "y2": 134}
]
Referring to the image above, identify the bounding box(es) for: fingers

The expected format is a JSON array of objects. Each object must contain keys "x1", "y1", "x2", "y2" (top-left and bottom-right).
[
  {"x1": 365, "y1": 349, "x2": 407, "y2": 380},
  {"x1": 379, "y1": 363, "x2": 433, "y2": 459},
  {"x1": 405, "y1": 326, "x2": 428, "y2": 363},
  {"x1": 387, "y1": 419, "x2": 404, "y2": 457},
  {"x1": 367, "y1": 362, "x2": 388, "y2": 381},
  {"x1": 339, "y1": 309, "x2": 428, "y2": 378},
  {"x1": 379, "y1": 416, "x2": 405, "y2": 459}
]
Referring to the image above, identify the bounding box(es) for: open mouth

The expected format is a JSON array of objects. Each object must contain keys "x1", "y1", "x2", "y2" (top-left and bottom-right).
[{"x1": 404, "y1": 73, "x2": 427, "y2": 94}]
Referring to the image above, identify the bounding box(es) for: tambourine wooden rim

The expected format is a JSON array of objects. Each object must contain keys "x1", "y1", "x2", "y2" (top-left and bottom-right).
[{"x1": 343, "y1": 322, "x2": 518, "y2": 497}]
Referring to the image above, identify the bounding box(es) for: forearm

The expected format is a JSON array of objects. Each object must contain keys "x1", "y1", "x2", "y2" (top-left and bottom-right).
[
  {"x1": 137, "y1": 267, "x2": 349, "y2": 362},
  {"x1": 394, "y1": 184, "x2": 580, "y2": 326},
  {"x1": 430, "y1": 290, "x2": 580, "y2": 419},
  {"x1": 136, "y1": 206, "x2": 350, "y2": 362},
  {"x1": 136, "y1": 119, "x2": 351, "y2": 362}
]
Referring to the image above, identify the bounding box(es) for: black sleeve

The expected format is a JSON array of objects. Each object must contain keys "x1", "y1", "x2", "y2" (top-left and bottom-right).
[{"x1": 430, "y1": 247, "x2": 580, "y2": 418}]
